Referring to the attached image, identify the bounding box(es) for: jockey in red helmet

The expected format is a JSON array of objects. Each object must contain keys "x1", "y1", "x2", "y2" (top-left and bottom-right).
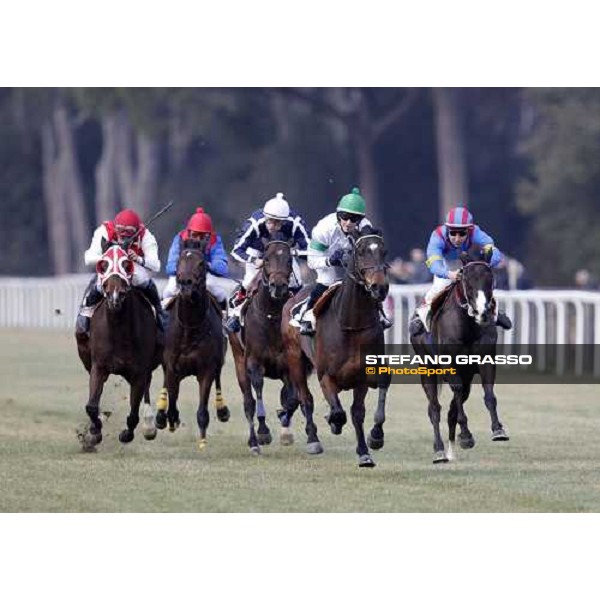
[
  {"x1": 76, "y1": 208, "x2": 166, "y2": 335},
  {"x1": 409, "y1": 206, "x2": 512, "y2": 335},
  {"x1": 162, "y1": 208, "x2": 232, "y2": 309}
]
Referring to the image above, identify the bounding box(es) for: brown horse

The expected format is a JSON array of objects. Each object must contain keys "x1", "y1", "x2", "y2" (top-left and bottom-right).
[
  {"x1": 282, "y1": 228, "x2": 391, "y2": 466},
  {"x1": 229, "y1": 239, "x2": 301, "y2": 453},
  {"x1": 76, "y1": 246, "x2": 162, "y2": 451},
  {"x1": 155, "y1": 239, "x2": 225, "y2": 449}
]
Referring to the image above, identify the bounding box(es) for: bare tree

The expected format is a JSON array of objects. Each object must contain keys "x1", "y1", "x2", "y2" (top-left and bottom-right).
[
  {"x1": 433, "y1": 88, "x2": 469, "y2": 221},
  {"x1": 41, "y1": 98, "x2": 89, "y2": 274}
]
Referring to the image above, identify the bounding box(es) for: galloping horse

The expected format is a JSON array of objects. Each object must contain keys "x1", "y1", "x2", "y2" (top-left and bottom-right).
[
  {"x1": 76, "y1": 246, "x2": 162, "y2": 451},
  {"x1": 411, "y1": 247, "x2": 509, "y2": 463},
  {"x1": 154, "y1": 239, "x2": 226, "y2": 449},
  {"x1": 282, "y1": 227, "x2": 391, "y2": 467},
  {"x1": 229, "y1": 238, "x2": 299, "y2": 453}
]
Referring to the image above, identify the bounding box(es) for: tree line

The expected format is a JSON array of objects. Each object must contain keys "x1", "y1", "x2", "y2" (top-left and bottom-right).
[{"x1": 0, "y1": 87, "x2": 597, "y2": 286}]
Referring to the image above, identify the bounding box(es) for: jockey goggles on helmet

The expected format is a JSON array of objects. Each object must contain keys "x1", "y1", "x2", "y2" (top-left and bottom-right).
[
  {"x1": 337, "y1": 211, "x2": 362, "y2": 223},
  {"x1": 116, "y1": 224, "x2": 138, "y2": 238},
  {"x1": 448, "y1": 228, "x2": 468, "y2": 238}
]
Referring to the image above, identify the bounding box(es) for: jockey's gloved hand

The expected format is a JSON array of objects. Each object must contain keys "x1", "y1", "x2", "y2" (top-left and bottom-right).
[
  {"x1": 251, "y1": 257, "x2": 264, "y2": 268},
  {"x1": 127, "y1": 250, "x2": 144, "y2": 266},
  {"x1": 327, "y1": 249, "x2": 345, "y2": 267}
]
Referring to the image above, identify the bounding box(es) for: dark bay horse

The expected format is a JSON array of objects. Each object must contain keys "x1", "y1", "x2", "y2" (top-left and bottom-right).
[
  {"x1": 411, "y1": 250, "x2": 509, "y2": 463},
  {"x1": 229, "y1": 239, "x2": 300, "y2": 453},
  {"x1": 76, "y1": 246, "x2": 162, "y2": 451},
  {"x1": 282, "y1": 228, "x2": 391, "y2": 467},
  {"x1": 155, "y1": 239, "x2": 225, "y2": 450}
]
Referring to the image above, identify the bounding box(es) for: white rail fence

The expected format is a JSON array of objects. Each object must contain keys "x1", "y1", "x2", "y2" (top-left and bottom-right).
[{"x1": 2, "y1": 276, "x2": 600, "y2": 350}]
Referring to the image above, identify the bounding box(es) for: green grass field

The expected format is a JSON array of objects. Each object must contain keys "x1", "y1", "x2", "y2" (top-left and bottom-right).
[{"x1": 0, "y1": 329, "x2": 598, "y2": 512}]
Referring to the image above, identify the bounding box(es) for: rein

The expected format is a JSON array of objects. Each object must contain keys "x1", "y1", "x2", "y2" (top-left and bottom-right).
[{"x1": 455, "y1": 261, "x2": 493, "y2": 317}]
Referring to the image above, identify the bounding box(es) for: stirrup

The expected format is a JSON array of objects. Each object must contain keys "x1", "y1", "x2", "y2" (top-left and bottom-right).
[{"x1": 496, "y1": 313, "x2": 512, "y2": 330}]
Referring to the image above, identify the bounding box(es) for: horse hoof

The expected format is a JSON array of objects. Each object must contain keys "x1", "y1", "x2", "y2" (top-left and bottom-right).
[
  {"x1": 80, "y1": 431, "x2": 100, "y2": 452},
  {"x1": 277, "y1": 409, "x2": 291, "y2": 428},
  {"x1": 155, "y1": 411, "x2": 167, "y2": 430},
  {"x1": 280, "y1": 431, "x2": 295, "y2": 446},
  {"x1": 257, "y1": 432, "x2": 273, "y2": 446},
  {"x1": 143, "y1": 428, "x2": 157, "y2": 441},
  {"x1": 459, "y1": 436, "x2": 475, "y2": 450},
  {"x1": 367, "y1": 432, "x2": 384, "y2": 450},
  {"x1": 306, "y1": 441, "x2": 323, "y2": 455},
  {"x1": 168, "y1": 420, "x2": 180, "y2": 432},
  {"x1": 433, "y1": 451, "x2": 449, "y2": 464},
  {"x1": 358, "y1": 454, "x2": 376, "y2": 468},
  {"x1": 250, "y1": 445, "x2": 261, "y2": 455},
  {"x1": 197, "y1": 439, "x2": 207, "y2": 451},
  {"x1": 491, "y1": 428, "x2": 510, "y2": 441},
  {"x1": 119, "y1": 430, "x2": 134, "y2": 444},
  {"x1": 329, "y1": 423, "x2": 343, "y2": 435},
  {"x1": 216, "y1": 406, "x2": 231, "y2": 423}
]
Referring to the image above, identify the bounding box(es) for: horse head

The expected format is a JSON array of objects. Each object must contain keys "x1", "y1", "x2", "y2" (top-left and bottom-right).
[
  {"x1": 96, "y1": 246, "x2": 133, "y2": 311},
  {"x1": 262, "y1": 236, "x2": 292, "y2": 300},
  {"x1": 177, "y1": 239, "x2": 207, "y2": 301},
  {"x1": 347, "y1": 227, "x2": 389, "y2": 302},
  {"x1": 458, "y1": 244, "x2": 495, "y2": 326}
]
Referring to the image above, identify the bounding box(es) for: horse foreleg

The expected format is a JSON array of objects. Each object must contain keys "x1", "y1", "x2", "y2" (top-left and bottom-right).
[
  {"x1": 82, "y1": 366, "x2": 108, "y2": 450},
  {"x1": 368, "y1": 382, "x2": 389, "y2": 451},
  {"x1": 423, "y1": 376, "x2": 448, "y2": 463},
  {"x1": 352, "y1": 385, "x2": 375, "y2": 467},
  {"x1": 196, "y1": 374, "x2": 212, "y2": 450},
  {"x1": 119, "y1": 376, "x2": 146, "y2": 444},
  {"x1": 214, "y1": 370, "x2": 230, "y2": 423},
  {"x1": 155, "y1": 365, "x2": 168, "y2": 430},
  {"x1": 165, "y1": 370, "x2": 181, "y2": 431},
  {"x1": 450, "y1": 375, "x2": 475, "y2": 450},
  {"x1": 249, "y1": 362, "x2": 272, "y2": 446},
  {"x1": 142, "y1": 374, "x2": 157, "y2": 441},
  {"x1": 320, "y1": 373, "x2": 347, "y2": 435},
  {"x1": 482, "y1": 376, "x2": 509, "y2": 441},
  {"x1": 277, "y1": 380, "x2": 299, "y2": 446}
]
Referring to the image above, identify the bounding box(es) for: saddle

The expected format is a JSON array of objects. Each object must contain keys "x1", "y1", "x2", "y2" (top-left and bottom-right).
[{"x1": 313, "y1": 282, "x2": 343, "y2": 318}]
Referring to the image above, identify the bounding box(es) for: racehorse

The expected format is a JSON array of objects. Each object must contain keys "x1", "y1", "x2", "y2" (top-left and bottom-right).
[
  {"x1": 282, "y1": 227, "x2": 391, "y2": 467},
  {"x1": 229, "y1": 238, "x2": 299, "y2": 453},
  {"x1": 75, "y1": 246, "x2": 162, "y2": 451},
  {"x1": 411, "y1": 247, "x2": 509, "y2": 463},
  {"x1": 154, "y1": 239, "x2": 226, "y2": 449}
]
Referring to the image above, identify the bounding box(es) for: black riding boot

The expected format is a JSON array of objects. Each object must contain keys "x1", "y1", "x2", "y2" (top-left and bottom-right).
[
  {"x1": 76, "y1": 276, "x2": 103, "y2": 335},
  {"x1": 142, "y1": 280, "x2": 167, "y2": 332},
  {"x1": 496, "y1": 311, "x2": 512, "y2": 330}
]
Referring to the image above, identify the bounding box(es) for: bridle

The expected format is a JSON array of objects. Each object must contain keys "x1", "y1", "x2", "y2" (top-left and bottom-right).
[
  {"x1": 177, "y1": 247, "x2": 207, "y2": 294},
  {"x1": 346, "y1": 234, "x2": 387, "y2": 293},
  {"x1": 456, "y1": 260, "x2": 493, "y2": 319},
  {"x1": 260, "y1": 240, "x2": 293, "y2": 288}
]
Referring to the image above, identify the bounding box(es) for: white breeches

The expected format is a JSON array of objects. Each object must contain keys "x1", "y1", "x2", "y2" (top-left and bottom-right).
[
  {"x1": 424, "y1": 275, "x2": 452, "y2": 305},
  {"x1": 315, "y1": 265, "x2": 344, "y2": 286},
  {"x1": 242, "y1": 258, "x2": 304, "y2": 289},
  {"x1": 162, "y1": 274, "x2": 234, "y2": 303}
]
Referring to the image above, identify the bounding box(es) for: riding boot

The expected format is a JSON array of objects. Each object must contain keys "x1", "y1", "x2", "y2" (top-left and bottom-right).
[
  {"x1": 142, "y1": 280, "x2": 167, "y2": 332},
  {"x1": 378, "y1": 302, "x2": 393, "y2": 330},
  {"x1": 496, "y1": 311, "x2": 512, "y2": 330},
  {"x1": 76, "y1": 276, "x2": 102, "y2": 336},
  {"x1": 299, "y1": 283, "x2": 328, "y2": 335},
  {"x1": 409, "y1": 304, "x2": 430, "y2": 336}
]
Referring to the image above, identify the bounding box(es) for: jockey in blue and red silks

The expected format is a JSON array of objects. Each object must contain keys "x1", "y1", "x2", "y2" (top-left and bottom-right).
[
  {"x1": 409, "y1": 206, "x2": 512, "y2": 335},
  {"x1": 76, "y1": 208, "x2": 166, "y2": 335},
  {"x1": 162, "y1": 207, "x2": 232, "y2": 308}
]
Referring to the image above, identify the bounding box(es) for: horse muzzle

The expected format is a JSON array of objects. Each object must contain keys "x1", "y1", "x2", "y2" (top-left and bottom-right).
[
  {"x1": 368, "y1": 282, "x2": 389, "y2": 302},
  {"x1": 269, "y1": 281, "x2": 289, "y2": 300}
]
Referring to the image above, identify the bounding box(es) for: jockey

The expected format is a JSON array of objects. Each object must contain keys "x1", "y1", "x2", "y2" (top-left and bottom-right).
[
  {"x1": 409, "y1": 206, "x2": 513, "y2": 335},
  {"x1": 225, "y1": 192, "x2": 310, "y2": 333},
  {"x1": 76, "y1": 208, "x2": 166, "y2": 335},
  {"x1": 162, "y1": 207, "x2": 230, "y2": 308},
  {"x1": 293, "y1": 186, "x2": 392, "y2": 335}
]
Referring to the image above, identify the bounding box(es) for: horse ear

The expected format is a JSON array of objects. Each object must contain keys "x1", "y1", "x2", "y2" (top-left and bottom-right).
[{"x1": 459, "y1": 251, "x2": 471, "y2": 265}]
